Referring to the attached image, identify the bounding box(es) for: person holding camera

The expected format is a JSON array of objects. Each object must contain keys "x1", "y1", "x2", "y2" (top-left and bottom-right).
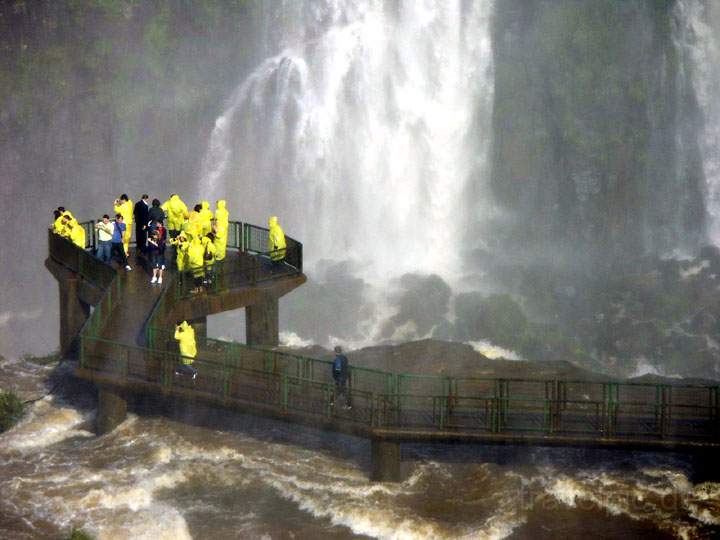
[
  {"x1": 174, "y1": 320, "x2": 197, "y2": 379},
  {"x1": 95, "y1": 214, "x2": 114, "y2": 263}
]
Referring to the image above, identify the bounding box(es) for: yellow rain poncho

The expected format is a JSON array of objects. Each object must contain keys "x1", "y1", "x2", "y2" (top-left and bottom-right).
[
  {"x1": 199, "y1": 201, "x2": 213, "y2": 236},
  {"x1": 170, "y1": 232, "x2": 189, "y2": 271},
  {"x1": 267, "y1": 216, "x2": 286, "y2": 261},
  {"x1": 174, "y1": 321, "x2": 197, "y2": 363},
  {"x1": 187, "y1": 236, "x2": 205, "y2": 278},
  {"x1": 162, "y1": 194, "x2": 189, "y2": 232},
  {"x1": 181, "y1": 212, "x2": 201, "y2": 240},
  {"x1": 201, "y1": 236, "x2": 216, "y2": 268},
  {"x1": 114, "y1": 198, "x2": 133, "y2": 255},
  {"x1": 215, "y1": 200, "x2": 229, "y2": 230},
  {"x1": 213, "y1": 223, "x2": 227, "y2": 262},
  {"x1": 69, "y1": 221, "x2": 86, "y2": 249}
]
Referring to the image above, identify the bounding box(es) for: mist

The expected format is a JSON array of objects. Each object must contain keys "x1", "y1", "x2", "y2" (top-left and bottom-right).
[{"x1": 2, "y1": 0, "x2": 720, "y2": 381}]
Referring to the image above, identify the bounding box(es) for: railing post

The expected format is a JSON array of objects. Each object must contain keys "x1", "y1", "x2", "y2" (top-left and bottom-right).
[
  {"x1": 223, "y1": 355, "x2": 230, "y2": 403},
  {"x1": 80, "y1": 335, "x2": 86, "y2": 368},
  {"x1": 281, "y1": 371, "x2": 289, "y2": 410}
]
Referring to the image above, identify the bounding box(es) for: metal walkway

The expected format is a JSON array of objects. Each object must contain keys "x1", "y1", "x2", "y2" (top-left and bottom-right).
[{"x1": 48, "y1": 220, "x2": 720, "y2": 460}]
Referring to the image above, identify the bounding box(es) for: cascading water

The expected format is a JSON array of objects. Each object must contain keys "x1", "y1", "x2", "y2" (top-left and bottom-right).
[
  {"x1": 200, "y1": 0, "x2": 494, "y2": 285},
  {"x1": 677, "y1": 1, "x2": 720, "y2": 244}
]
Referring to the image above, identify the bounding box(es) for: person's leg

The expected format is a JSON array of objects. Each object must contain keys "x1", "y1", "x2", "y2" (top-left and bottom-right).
[
  {"x1": 113, "y1": 243, "x2": 130, "y2": 269},
  {"x1": 103, "y1": 241, "x2": 112, "y2": 262},
  {"x1": 175, "y1": 362, "x2": 197, "y2": 378},
  {"x1": 98, "y1": 241, "x2": 110, "y2": 262}
]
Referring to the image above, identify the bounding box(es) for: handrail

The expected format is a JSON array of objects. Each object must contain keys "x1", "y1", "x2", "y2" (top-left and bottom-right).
[{"x1": 49, "y1": 216, "x2": 720, "y2": 442}]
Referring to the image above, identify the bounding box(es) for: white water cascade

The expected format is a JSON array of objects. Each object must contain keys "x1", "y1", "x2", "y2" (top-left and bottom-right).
[
  {"x1": 677, "y1": 1, "x2": 720, "y2": 243},
  {"x1": 200, "y1": 0, "x2": 494, "y2": 285}
]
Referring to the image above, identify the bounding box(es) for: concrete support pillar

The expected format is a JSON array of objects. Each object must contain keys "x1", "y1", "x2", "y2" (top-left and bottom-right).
[
  {"x1": 59, "y1": 273, "x2": 90, "y2": 355},
  {"x1": 96, "y1": 385, "x2": 127, "y2": 435},
  {"x1": 246, "y1": 293, "x2": 279, "y2": 347},
  {"x1": 371, "y1": 439, "x2": 402, "y2": 482}
]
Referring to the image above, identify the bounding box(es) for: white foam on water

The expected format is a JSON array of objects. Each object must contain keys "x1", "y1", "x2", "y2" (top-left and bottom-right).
[
  {"x1": 540, "y1": 466, "x2": 720, "y2": 539},
  {"x1": 468, "y1": 340, "x2": 524, "y2": 361},
  {"x1": 279, "y1": 331, "x2": 315, "y2": 348},
  {"x1": 684, "y1": 482, "x2": 720, "y2": 526},
  {"x1": 89, "y1": 505, "x2": 192, "y2": 540},
  {"x1": 0, "y1": 397, "x2": 93, "y2": 452},
  {"x1": 80, "y1": 470, "x2": 188, "y2": 511}
]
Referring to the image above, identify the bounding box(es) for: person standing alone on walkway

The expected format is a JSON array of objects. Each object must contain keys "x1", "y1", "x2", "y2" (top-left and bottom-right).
[
  {"x1": 267, "y1": 215, "x2": 286, "y2": 269},
  {"x1": 332, "y1": 346, "x2": 351, "y2": 409},
  {"x1": 174, "y1": 320, "x2": 197, "y2": 379}
]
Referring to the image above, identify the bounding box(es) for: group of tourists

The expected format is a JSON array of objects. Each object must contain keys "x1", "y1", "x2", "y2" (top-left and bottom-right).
[
  {"x1": 52, "y1": 208, "x2": 86, "y2": 250},
  {"x1": 51, "y1": 194, "x2": 293, "y2": 382}
]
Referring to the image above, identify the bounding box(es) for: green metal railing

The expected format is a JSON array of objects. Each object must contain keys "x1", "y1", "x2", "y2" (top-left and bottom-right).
[
  {"x1": 138, "y1": 325, "x2": 720, "y2": 440},
  {"x1": 51, "y1": 216, "x2": 720, "y2": 443}
]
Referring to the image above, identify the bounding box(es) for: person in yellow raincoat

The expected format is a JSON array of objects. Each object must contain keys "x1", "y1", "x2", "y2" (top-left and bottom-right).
[
  {"x1": 114, "y1": 194, "x2": 133, "y2": 255},
  {"x1": 182, "y1": 204, "x2": 203, "y2": 240},
  {"x1": 187, "y1": 235, "x2": 206, "y2": 293},
  {"x1": 169, "y1": 231, "x2": 189, "y2": 272},
  {"x1": 212, "y1": 220, "x2": 227, "y2": 262},
  {"x1": 66, "y1": 218, "x2": 86, "y2": 249},
  {"x1": 57, "y1": 212, "x2": 84, "y2": 248},
  {"x1": 199, "y1": 201, "x2": 213, "y2": 236},
  {"x1": 53, "y1": 208, "x2": 67, "y2": 235},
  {"x1": 215, "y1": 200, "x2": 229, "y2": 231},
  {"x1": 161, "y1": 194, "x2": 189, "y2": 237},
  {"x1": 211, "y1": 221, "x2": 228, "y2": 290},
  {"x1": 267, "y1": 216, "x2": 286, "y2": 265},
  {"x1": 201, "y1": 233, "x2": 217, "y2": 286},
  {"x1": 174, "y1": 320, "x2": 197, "y2": 379}
]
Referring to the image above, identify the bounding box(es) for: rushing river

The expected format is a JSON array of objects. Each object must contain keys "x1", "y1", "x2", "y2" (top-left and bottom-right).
[{"x1": 1, "y1": 358, "x2": 719, "y2": 540}]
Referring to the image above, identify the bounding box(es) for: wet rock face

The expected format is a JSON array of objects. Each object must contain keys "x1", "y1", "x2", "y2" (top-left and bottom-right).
[{"x1": 488, "y1": 0, "x2": 706, "y2": 270}]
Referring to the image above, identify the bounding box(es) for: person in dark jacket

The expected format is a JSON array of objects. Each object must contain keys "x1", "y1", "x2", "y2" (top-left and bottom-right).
[
  {"x1": 332, "y1": 346, "x2": 351, "y2": 409},
  {"x1": 133, "y1": 194, "x2": 150, "y2": 254},
  {"x1": 148, "y1": 198, "x2": 165, "y2": 230}
]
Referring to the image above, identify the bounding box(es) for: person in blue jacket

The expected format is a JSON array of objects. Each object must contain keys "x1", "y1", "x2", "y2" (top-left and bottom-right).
[{"x1": 332, "y1": 345, "x2": 351, "y2": 409}]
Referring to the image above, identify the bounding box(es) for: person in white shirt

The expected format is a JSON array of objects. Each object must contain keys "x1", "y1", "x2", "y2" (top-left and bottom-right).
[{"x1": 95, "y1": 214, "x2": 114, "y2": 263}]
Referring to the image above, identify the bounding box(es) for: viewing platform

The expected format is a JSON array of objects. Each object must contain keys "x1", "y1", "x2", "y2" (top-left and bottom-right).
[{"x1": 48, "y1": 217, "x2": 720, "y2": 482}]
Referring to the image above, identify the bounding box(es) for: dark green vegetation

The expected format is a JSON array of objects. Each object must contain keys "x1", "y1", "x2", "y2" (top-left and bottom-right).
[
  {"x1": 0, "y1": 389, "x2": 24, "y2": 432},
  {"x1": 66, "y1": 529, "x2": 94, "y2": 540},
  {"x1": 23, "y1": 352, "x2": 61, "y2": 366}
]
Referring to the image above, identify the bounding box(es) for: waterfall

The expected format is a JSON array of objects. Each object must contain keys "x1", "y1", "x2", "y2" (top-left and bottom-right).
[
  {"x1": 199, "y1": 0, "x2": 494, "y2": 284},
  {"x1": 677, "y1": 1, "x2": 720, "y2": 244}
]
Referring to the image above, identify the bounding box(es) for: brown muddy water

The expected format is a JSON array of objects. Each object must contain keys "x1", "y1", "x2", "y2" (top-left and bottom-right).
[{"x1": 1, "y1": 357, "x2": 719, "y2": 540}]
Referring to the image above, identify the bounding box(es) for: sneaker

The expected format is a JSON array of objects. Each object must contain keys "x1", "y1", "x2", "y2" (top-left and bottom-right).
[
  {"x1": 161, "y1": 264, "x2": 166, "y2": 270},
  {"x1": 125, "y1": 265, "x2": 132, "y2": 271},
  {"x1": 158, "y1": 276, "x2": 163, "y2": 284},
  {"x1": 151, "y1": 276, "x2": 157, "y2": 284}
]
